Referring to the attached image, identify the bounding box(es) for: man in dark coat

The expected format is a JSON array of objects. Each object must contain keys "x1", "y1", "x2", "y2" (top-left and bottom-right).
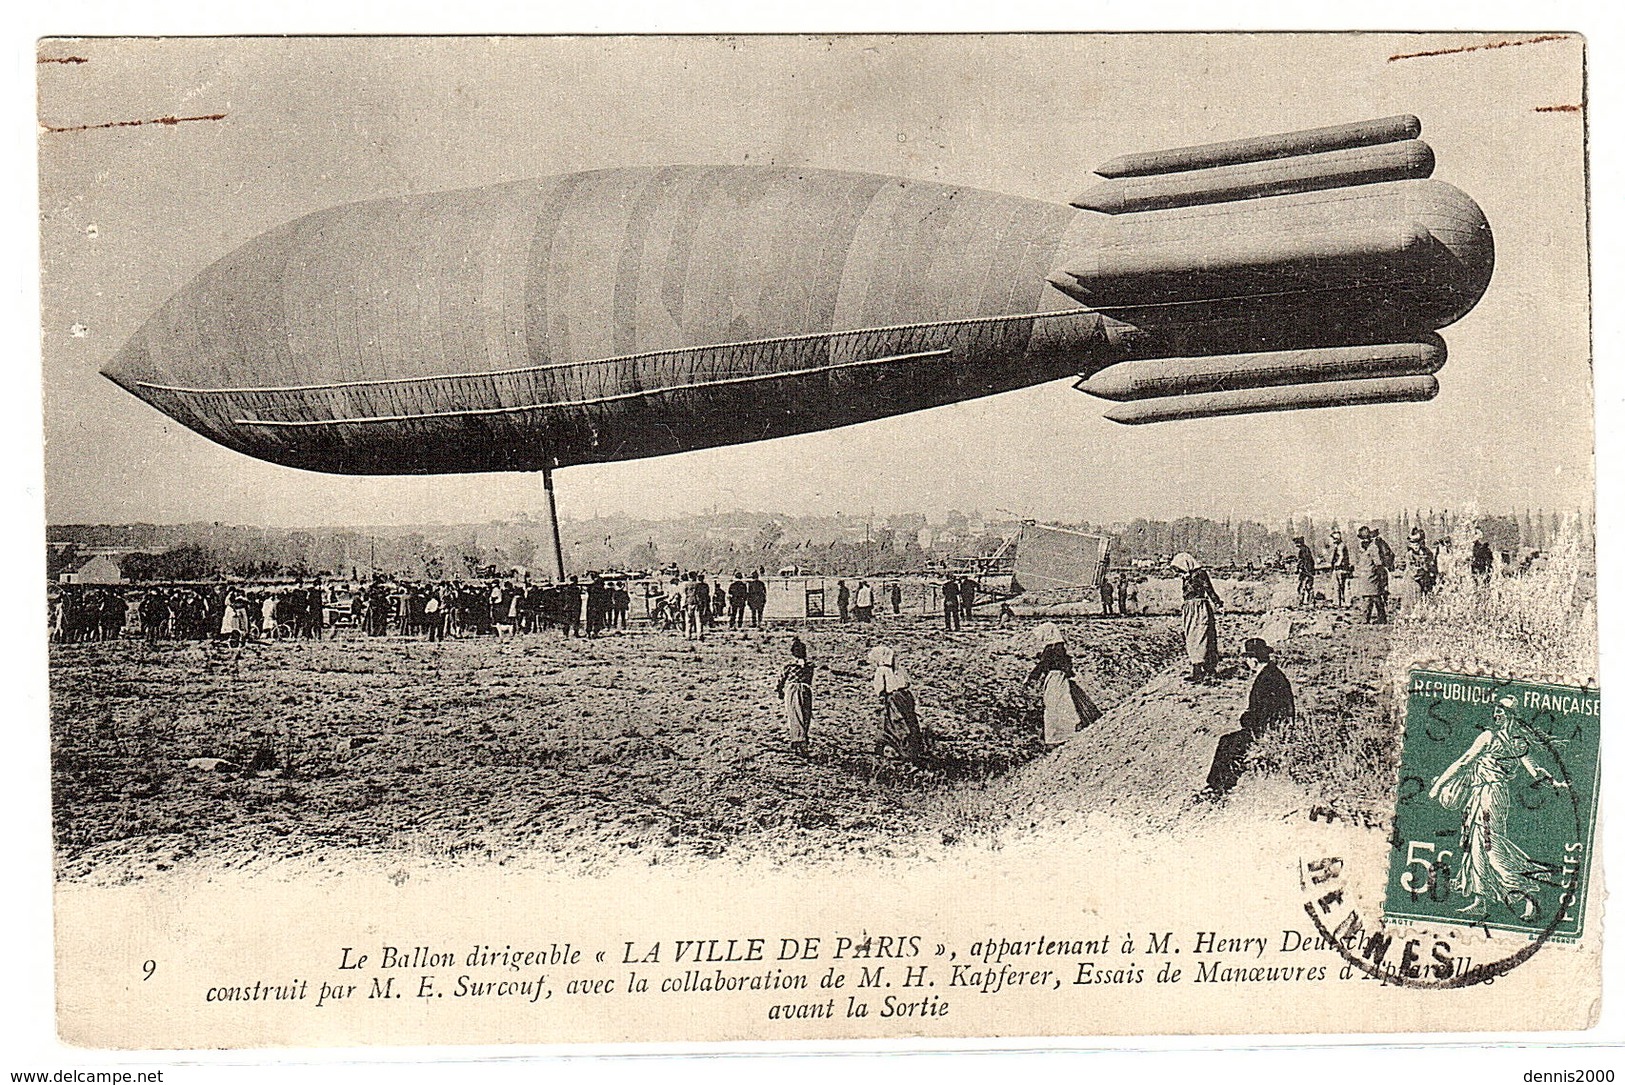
[
  {"x1": 746, "y1": 572, "x2": 768, "y2": 628},
  {"x1": 138, "y1": 590, "x2": 168, "y2": 645},
  {"x1": 941, "y1": 575, "x2": 960, "y2": 631},
  {"x1": 836, "y1": 579, "x2": 851, "y2": 622},
  {"x1": 1293, "y1": 536, "x2": 1316, "y2": 608},
  {"x1": 1406, "y1": 527, "x2": 1438, "y2": 601},
  {"x1": 727, "y1": 573, "x2": 749, "y2": 628},
  {"x1": 1353, "y1": 527, "x2": 1387, "y2": 624},
  {"x1": 1371, "y1": 527, "x2": 1396, "y2": 571},
  {"x1": 560, "y1": 576, "x2": 582, "y2": 637},
  {"x1": 959, "y1": 574, "x2": 978, "y2": 622},
  {"x1": 1203, "y1": 638, "x2": 1294, "y2": 798},
  {"x1": 307, "y1": 578, "x2": 326, "y2": 639},
  {"x1": 1471, "y1": 528, "x2": 1495, "y2": 585},
  {"x1": 1371, "y1": 527, "x2": 1396, "y2": 621}
]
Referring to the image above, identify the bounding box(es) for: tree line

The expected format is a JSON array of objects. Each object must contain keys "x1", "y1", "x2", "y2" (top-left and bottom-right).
[{"x1": 48, "y1": 506, "x2": 1592, "y2": 583}]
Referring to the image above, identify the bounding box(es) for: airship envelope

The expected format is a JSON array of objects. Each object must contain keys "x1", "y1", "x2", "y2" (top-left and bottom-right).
[{"x1": 104, "y1": 114, "x2": 1493, "y2": 482}]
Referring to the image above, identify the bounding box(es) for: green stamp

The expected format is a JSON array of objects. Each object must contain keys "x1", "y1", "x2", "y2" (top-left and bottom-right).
[{"x1": 1385, "y1": 669, "x2": 1601, "y2": 941}]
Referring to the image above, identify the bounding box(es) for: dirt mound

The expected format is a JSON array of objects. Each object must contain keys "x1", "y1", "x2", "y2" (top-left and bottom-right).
[{"x1": 965, "y1": 609, "x2": 1399, "y2": 830}]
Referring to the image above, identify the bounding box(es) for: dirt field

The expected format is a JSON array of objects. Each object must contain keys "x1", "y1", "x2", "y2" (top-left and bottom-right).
[{"x1": 48, "y1": 608, "x2": 1398, "y2": 882}]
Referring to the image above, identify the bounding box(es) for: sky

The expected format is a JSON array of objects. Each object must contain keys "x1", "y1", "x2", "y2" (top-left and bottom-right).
[{"x1": 36, "y1": 32, "x2": 1593, "y2": 528}]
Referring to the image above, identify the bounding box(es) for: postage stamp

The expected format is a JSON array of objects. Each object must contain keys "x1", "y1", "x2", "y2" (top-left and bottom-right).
[{"x1": 1384, "y1": 669, "x2": 1601, "y2": 941}]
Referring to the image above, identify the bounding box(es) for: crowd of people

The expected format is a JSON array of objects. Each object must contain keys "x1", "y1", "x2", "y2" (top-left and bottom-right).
[
  {"x1": 48, "y1": 574, "x2": 648, "y2": 646},
  {"x1": 50, "y1": 582, "x2": 328, "y2": 645},
  {"x1": 48, "y1": 568, "x2": 978, "y2": 647},
  {"x1": 1296, "y1": 523, "x2": 1496, "y2": 622}
]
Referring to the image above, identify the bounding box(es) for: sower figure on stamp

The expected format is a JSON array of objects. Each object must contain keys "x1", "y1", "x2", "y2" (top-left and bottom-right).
[
  {"x1": 1201, "y1": 638, "x2": 1294, "y2": 800},
  {"x1": 1429, "y1": 694, "x2": 1567, "y2": 920}
]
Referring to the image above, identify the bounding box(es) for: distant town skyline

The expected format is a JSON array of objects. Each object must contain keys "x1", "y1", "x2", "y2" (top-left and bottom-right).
[{"x1": 45, "y1": 498, "x2": 1595, "y2": 533}]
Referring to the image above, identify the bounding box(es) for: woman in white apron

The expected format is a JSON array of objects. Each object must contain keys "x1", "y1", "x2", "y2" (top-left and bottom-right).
[{"x1": 1026, "y1": 622, "x2": 1101, "y2": 744}]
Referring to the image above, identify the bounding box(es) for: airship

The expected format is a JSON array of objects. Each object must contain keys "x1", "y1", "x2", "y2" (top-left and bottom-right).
[{"x1": 103, "y1": 114, "x2": 1493, "y2": 577}]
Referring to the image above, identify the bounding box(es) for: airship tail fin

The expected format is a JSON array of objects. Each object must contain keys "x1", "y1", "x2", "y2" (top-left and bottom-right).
[
  {"x1": 1074, "y1": 338, "x2": 1446, "y2": 402},
  {"x1": 1091, "y1": 114, "x2": 1421, "y2": 180},
  {"x1": 1052, "y1": 115, "x2": 1487, "y2": 426},
  {"x1": 1100, "y1": 374, "x2": 1439, "y2": 426},
  {"x1": 1072, "y1": 139, "x2": 1435, "y2": 214},
  {"x1": 1077, "y1": 115, "x2": 1429, "y2": 214}
]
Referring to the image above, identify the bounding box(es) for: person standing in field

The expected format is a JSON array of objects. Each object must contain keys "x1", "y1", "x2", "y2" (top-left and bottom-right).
[
  {"x1": 728, "y1": 572, "x2": 748, "y2": 629},
  {"x1": 307, "y1": 578, "x2": 325, "y2": 639},
  {"x1": 941, "y1": 575, "x2": 960, "y2": 631},
  {"x1": 1371, "y1": 526, "x2": 1396, "y2": 616},
  {"x1": 959, "y1": 574, "x2": 978, "y2": 623},
  {"x1": 775, "y1": 637, "x2": 815, "y2": 758},
  {"x1": 1026, "y1": 622, "x2": 1101, "y2": 745},
  {"x1": 220, "y1": 587, "x2": 249, "y2": 647},
  {"x1": 423, "y1": 586, "x2": 444, "y2": 641},
  {"x1": 1353, "y1": 527, "x2": 1388, "y2": 624},
  {"x1": 746, "y1": 572, "x2": 768, "y2": 628},
  {"x1": 139, "y1": 589, "x2": 168, "y2": 646},
  {"x1": 889, "y1": 580, "x2": 902, "y2": 615},
  {"x1": 1371, "y1": 526, "x2": 1396, "y2": 572},
  {"x1": 1171, "y1": 552, "x2": 1221, "y2": 682},
  {"x1": 1293, "y1": 535, "x2": 1316, "y2": 608},
  {"x1": 1096, "y1": 563, "x2": 1115, "y2": 616},
  {"x1": 682, "y1": 572, "x2": 707, "y2": 641},
  {"x1": 1407, "y1": 527, "x2": 1438, "y2": 602},
  {"x1": 836, "y1": 579, "x2": 851, "y2": 622},
  {"x1": 853, "y1": 580, "x2": 874, "y2": 622},
  {"x1": 1327, "y1": 530, "x2": 1353, "y2": 607},
  {"x1": 1471, "y1": 527, "x2": 1495, "y2": 586},
  {"x1": 559, "y1": 576, "x2": 582, "y2": 637},
  {"x1": 868, "y1": 644, "x2": 922, "y2": 761}
]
